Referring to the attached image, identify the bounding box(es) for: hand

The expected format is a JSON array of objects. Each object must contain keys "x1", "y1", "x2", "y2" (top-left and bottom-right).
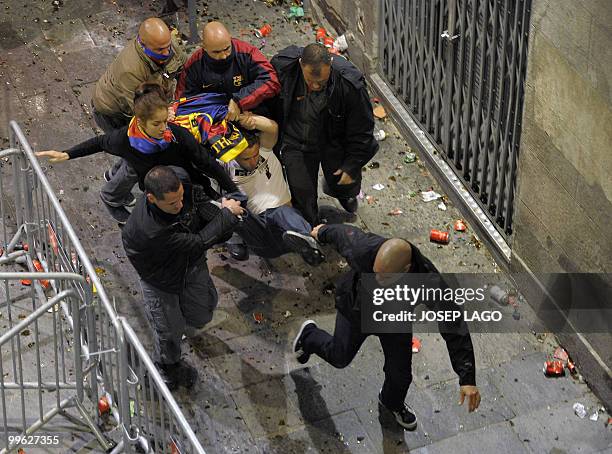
[
  {"x1": 36, "y1": 150, "x2": 69, "y2": 163},
  {"x1": 238, "y1": 112, "x2": 257, "y2": 130},
  {"x1": 311, "y1": 224, "x2": 325, "y2": 241},
  {"x1": 167, "y1": 105, "x2": 176, "y2": 122},
  {"x1": 226, "y1": 99, "x2": 241, "y2": 122},
  {"x1": 221, "y1": 197, "x2": 244, "y2": 216},
  {"x1": 333, "y1": 169, "x2": 355, "y2": 185},
  {"x1": 458, "y1": 385, "x2": 481, "y2": 412}
]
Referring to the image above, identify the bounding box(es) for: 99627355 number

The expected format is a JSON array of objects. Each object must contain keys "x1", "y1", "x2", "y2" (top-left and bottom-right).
[{"x1": 8, "y1": 435, "x2": 61, "y2": 445}]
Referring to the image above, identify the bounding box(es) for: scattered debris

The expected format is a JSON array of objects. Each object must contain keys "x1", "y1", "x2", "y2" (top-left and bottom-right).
[
  {"x1": 357, "y1": 190, "x2": 365, "y2": 200},
  {"x1": 253, "y1": 312, "x2": 264, "y2": 324},
  {"x1": 367, "y1": 161, "x2": 380, "y2": 169},
  {"x1": 411, "y1": 337, "x2": 421, "y2": 353},
  {"x1": 254, "y1": 24, "x2": 272, "y2": 38},
  {"x1": 366, "y1": 195, "x2": 377, "y2": 205},
  {"x1": 489, "y1": 285, "x2": 509, "y2": 305},
  {"x1": 373, "y1": 129, "x2": 386, "y2": 141},
  {"x1": 283, "y1": 310, "x2": 292, "y2": 318},
  {"x1": 404, "y1": 152, "x2": 417, "y2": 163},
  {"x1": 590, "y1": 412, "x2": 599, "y2": 422},
  {"x1": 287, "y1": 6, "x2": 304, "y2": 20},
  {"x1": 338, "y1": 260, "x2": 348, "y2": 269},
  {"x1": 333, "y1": 35, "x2": 348, "y2": 52},
  {"x1": 98, "y1": 395, "x2": 111, "y2": 415},
  {"x1": 421, "y1": 190, "x2": 442, "y2": 202},
  {"x1": 430, "y1": 229, "x2": 450, "y2": 244},
  {"x1": 567, "y1": 359, "x2": 576, "y2": 375},
  {"x1": 543, "y1": 360, "x2": 565, "y2": 377},
  {"x1": 573, "y1": 402, "x2": 587, "y2": 419},
  {"x1": 388, "y1": 208, "x2": 403, "y2": 216},
  {"x1": 437, "y1": 202, "x2": 447, "y2": 211},
  {"x1": 373, "y1": 105, "x2": 387, "y2": 119},
  {"x1": 469, "y1": 234, "x2": 483, "y2": 249},
  {"x1": 21, "y1": 329, "x2": 31, "y2": 336},
  {"x1": 316, "y1": 27, "x2": 327, "y2": 43},
  {"x1": 535, "y1": 333, "x2": 547, "y2": 343},
  {"x1": 372, "y1": 183, "x2": 385, "y2": 191},
  {"x1": 454, "y1": 220, "x2": 467, "y2": 232},
  {"x1": 553, "y1": 347, "x2": 569, "y2": 363},
  {"x1": 321, "y1": 282, "x2": 335, "y2": 295}
]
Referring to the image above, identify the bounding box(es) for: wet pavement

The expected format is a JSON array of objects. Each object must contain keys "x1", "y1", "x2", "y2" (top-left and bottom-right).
[{"x1": 0, "y1": 0, "x2": 611, "y2": 453}]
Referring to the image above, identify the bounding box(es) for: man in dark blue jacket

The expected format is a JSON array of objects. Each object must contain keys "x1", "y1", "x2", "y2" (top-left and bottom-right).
[
  {"x1": 270, "y1": 44, "x2": 378, "y2": 225},
  {"x1": 292, "y1": 224, "x2": 480, "y2": 429},
  {"x1": 175, "y1": 21, "x2": 280, "y2": 120},
  {"x1": 122, "y1": 166, "x2": 244, "y2": 390}
]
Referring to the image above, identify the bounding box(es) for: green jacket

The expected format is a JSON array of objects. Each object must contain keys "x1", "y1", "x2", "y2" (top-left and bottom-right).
[{"x1": 93, "y1": 36, "x2": 186, "y2": 118}]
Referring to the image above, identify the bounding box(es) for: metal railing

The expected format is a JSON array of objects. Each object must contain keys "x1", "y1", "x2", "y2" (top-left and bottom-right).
[
  {"x1": 379, "y1": 0, "x2": 532, "y2": 239},
  {"x1": 0, "y1": 121, "x2": 205, "y2": 453}
]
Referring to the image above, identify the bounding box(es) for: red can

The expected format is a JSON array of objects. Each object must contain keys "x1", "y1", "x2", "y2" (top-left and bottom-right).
[
  {"x1": 454, "y1": 219, "x2": 467, "y2": 232},
  {"x1": 323, "y1": 36, "x2": 335, "y2": 48},
  {"x1": 316, "y1": 27, "x2": 327, "y2": 42},
  {"x1": 543, "y1": 360, "x2": 565, "y2": 377},
  {"x1": 254, "y1": 23, "x2": 272, "y2": 38},
  {"x1": 430, "y1": 229, "x2": 449, "y2": 244}
]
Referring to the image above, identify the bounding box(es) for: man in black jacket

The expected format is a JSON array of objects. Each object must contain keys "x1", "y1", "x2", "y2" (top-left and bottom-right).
[
  {"x1": 292, "y1": 224, "x2": 480, "y2": 429},
  {"x1": 270, "y1": 44, "x2": 378, "y2": 225},
  {"x1": 122, "y1": 166, "x2": 244, "y2": 390}
]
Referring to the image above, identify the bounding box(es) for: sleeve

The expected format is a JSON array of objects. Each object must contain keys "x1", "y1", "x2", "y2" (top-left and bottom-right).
[
  {"x1": 318, "y1": 224, "x2": 380, "y2": 273},
  {"x1": 65, "y1": 129, "x2": 126, "y2": 160},
  {"x1": 421, "y1": 274, "x2": 477, "y2": 386},
  {"x1": 178, "y1": 128, "x2": 239, "y2": 193},
  {"x1": 174, "y1": 51, "x2": 203, "y2": 99},
  {"x1": 233, "y1": 43, "x2": 281, "y2": 111},
  {"x1": 340, "y1": 85, "x2": 379, "y2": 179},
  {"x1": 167, "y1": 207, "x2": 239, "y2": 255}
]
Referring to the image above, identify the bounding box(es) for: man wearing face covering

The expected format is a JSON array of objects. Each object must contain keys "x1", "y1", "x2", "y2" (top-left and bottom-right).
[
  {"x1": 174, "y1": 21, "x2": 280, "y2": 121},
  {"x1": 92, "y1": 17, "x2": 186, "y2": 223}
]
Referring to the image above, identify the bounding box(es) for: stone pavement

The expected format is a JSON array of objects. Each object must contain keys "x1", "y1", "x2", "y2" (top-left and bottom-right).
[{"x1": 0, "y1": 0, "x2": 610, "y2": 453}]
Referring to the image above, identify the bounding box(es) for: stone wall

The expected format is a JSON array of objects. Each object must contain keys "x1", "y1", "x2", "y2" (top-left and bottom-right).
[{"x1": 511, "y1": 0, "x2": 612, "y2": 273}]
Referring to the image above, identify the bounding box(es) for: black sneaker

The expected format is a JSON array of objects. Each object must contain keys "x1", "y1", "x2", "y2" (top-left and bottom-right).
[
  {"x1": 156, "y1": 360, "x2": 198, "y2": 390},
  {"x1": 227, "y1": 242, "x2": 249, "y2": 261},
  {"x1": 378, "y1": 391, "x2": 417, "y2": 430},
  {"x1": 103, "y1": 169, "x2": 113, "y2": 183},
  {"x1": 338, "y1": 197, "x2": 358, "y2": 213},
  {"x1": 282, "y1": 231, "x2": 325, "y2": 266},
  {"x1": 293, "y1": 320, "x2": 317, "y2": 364}
]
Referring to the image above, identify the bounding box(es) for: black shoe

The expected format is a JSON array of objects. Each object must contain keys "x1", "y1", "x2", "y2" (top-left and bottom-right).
[
  {"x1": 227, "y1": 242, "x2": 249, "y2": 261},
  {"x1": 293, "y1": 320, "x2": 317, "y2": 364},
  {"x1": 156, "y1": 360, "x2": 198, "y2": 390},
  {"x1": 101, "y1": 199, "x2": 131, "y2": 225},
  {"x1": 378, "y1": 391, "x2": 417, "y2": 430},
  {"x1": 338, "y1": 197, "x2": 358, "y2": 213},
  {"x1": 282, "y1": 231, "x2": 325, "y2": 266}
]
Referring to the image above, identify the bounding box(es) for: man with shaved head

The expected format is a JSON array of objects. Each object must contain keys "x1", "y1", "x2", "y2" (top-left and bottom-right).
[
  {"x1": 292, "y1": 224, "x2": 480, "y2": 430},
  {"x1": 175, "y1": 21, "x2": 280, "y2": 121},
  {"x1": 92, "y1": 17, "x2": 186, "y2": 223}
]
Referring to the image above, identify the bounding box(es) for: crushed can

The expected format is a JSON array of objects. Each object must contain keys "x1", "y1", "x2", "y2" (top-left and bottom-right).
[
  {"x1": 254, "y1": 23, "x2": 272, "y2": 38},
  {"x1": 316, "y1": 27, "x2": 327, "y2": 42},
  {"x1": 543, "y1": 360, "x2": 565, "y2": 377},
  {"x1": 430, "y1": 229, "x2": 449, "y2": 244},
  {"x1": 454, "y1": 219, "x2": 467, "y2": 232}
]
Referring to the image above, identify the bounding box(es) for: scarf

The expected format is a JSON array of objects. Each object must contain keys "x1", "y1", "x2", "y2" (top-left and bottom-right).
[{"x1": 127, "y1": 117, "x2": 175, "y2": 155}]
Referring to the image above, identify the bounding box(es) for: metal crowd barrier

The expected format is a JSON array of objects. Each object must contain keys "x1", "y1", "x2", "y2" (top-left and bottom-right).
[{"x1": 0, "y1": 121, "x2": 205, "y2": 453}]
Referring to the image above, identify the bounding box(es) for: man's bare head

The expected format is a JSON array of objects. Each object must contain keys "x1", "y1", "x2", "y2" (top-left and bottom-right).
[
  {"x1": 138, "y1": 18, "x2": 172, "y2": 57},
  {"x1": 202, "y1": 21, "x2": 232, "y2": 60},
  {"x1": 373, "y1": 238, "x2": 412, "y2": 273}
]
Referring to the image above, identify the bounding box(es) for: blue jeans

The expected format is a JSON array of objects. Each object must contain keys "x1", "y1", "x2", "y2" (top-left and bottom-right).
[{"x1": 236, "y1": 205, "x2": 312, "y2": 258}]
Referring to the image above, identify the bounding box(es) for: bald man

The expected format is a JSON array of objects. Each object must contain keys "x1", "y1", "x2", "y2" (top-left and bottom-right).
[
  {"x1": 92, "y1": 17, "x2": 186, "y2": 223},
  {"x1": 292, "y1": 224, "x2": 480, "y2": 430},
  {"x1": 175, "y1": 21, "x2": 280, "y2": 121}
]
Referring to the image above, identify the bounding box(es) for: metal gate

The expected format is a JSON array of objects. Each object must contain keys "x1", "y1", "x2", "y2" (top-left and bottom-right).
[{"x1": 379, "y1": 0, "x2": 532, "y2": 238}]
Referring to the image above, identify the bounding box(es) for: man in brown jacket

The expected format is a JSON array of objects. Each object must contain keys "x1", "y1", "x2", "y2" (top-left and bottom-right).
[{"x1": 92, "y1": 17, "x2": 186, "y2": 223}]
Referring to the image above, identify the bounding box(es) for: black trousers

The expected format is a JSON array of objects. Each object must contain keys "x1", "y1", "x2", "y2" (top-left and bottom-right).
[
  {"x1": 301, "y1": 311, "x2": 413, "y2": 411},
  {"x1": 281, "y1": 145, "x2": 361, "y2": 225}
]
